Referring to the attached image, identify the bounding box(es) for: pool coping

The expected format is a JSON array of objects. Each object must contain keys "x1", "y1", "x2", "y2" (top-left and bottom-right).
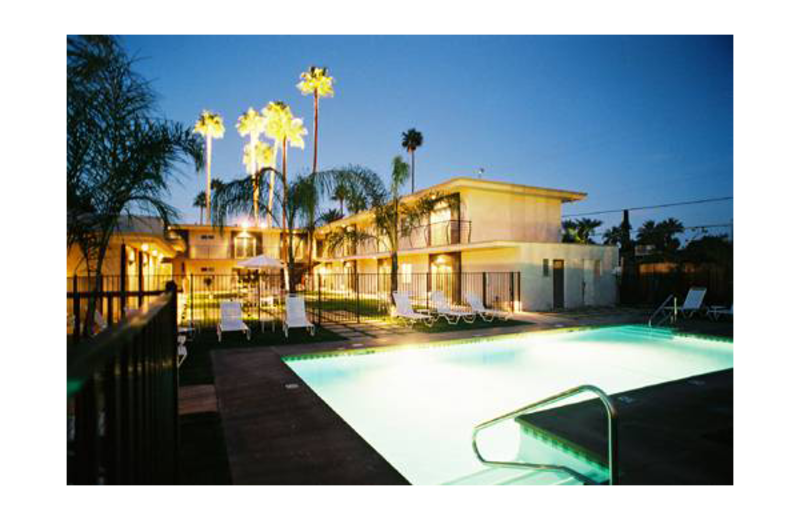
[{"x1": 212, "y1": 317, "x2": 732, "y2": 485}]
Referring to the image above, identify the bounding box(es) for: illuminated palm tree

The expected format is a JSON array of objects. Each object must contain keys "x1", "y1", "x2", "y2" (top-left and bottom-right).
[
  {"x1": 263, "y1": 101, "x2": 307, "y2": 231},
  {"x1": 193, "y1": 110, "x2": 225, "y2": 224},
  {"x1": 401, "y1": 128, "x2": 424, "y2": 193},
  {"x1": 263, "y1": 101, "x2": 307, "y2": 288},
  {"x1": 236, "y1": 107, "x2": 266, "y2": 224},
  {"x1": 242, "y1": 141, "x2": 276, "y2": 225},
  {"x1": 297, "y1": 66, "x2": 334, "y2": 174}
]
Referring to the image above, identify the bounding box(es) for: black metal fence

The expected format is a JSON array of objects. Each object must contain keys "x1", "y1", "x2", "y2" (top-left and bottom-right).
[
  {"x1": 306, "y1": 271, "x2": 520, "y2": 324},
  {"x1": 67, "y1": 271, "x2": 521, "y2": 331},
  {"x1": 67, "y1": 275, "x2": 181, "y2": 341},
  {"x1": 67, "y1": 283, "x2": 179, "y2": 484}
]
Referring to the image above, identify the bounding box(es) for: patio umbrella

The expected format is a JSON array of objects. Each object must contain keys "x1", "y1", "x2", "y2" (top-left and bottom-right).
[{"x1": 237, "y1": 255, "x2": 283, "y2": 269}]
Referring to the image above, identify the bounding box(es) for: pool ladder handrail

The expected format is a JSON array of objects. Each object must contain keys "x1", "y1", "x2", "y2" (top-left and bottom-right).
[
  {"x1": 471, "y1": 384, "x2": 619, "y2": 485},
  {"x1": 648, "y1": 294, "x2": 676, "y2": 328}
]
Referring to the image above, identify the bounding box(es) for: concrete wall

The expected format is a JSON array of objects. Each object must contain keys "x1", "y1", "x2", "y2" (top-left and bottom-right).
[
  {"x1": 459, "y1": 187, "x2": 563, "y2": 243},
  {"x1": 515, "y1": 243, "x2": 618, "y2": 311}
]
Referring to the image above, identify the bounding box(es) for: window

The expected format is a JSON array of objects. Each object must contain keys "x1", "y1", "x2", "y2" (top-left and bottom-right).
[
  {"x1": 200, "y1": 234, "x2": 215, "y2": 240},
  {"x1": 594, "y1": 259, "x2": 602, "y2": 277},
  {"x1": 543, "y1": 259, "x2": 550, "y2": 277},
  {"x1": 234, "y1": 236, "x2": 256, "y2": 259},
  {"x1": 200, "y1": 267, "x2": 215, "y2": 273}
]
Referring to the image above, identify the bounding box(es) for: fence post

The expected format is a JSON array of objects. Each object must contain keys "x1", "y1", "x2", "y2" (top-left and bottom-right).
[
  {"x1": 317, "y1": 274, "x2": 322, "y2": 325},
  {"x1": 508, "y1": 273, "x2": 517, "y2": 312},
  {"x1": 190, "y1": 274, "x2": 194, "y2": 329},
  {"x1": 73, "y1": 274, "x2": 80, "y2": 343},
  {"x1": 356, "y1": 273, "x2": 361, "y2": 324},
  {"x1": 483, "y1": 272, "x2": 491, "y2": 309},
  {"x1": 165, "y1": 281, "x2": 179, "y2": 483}
]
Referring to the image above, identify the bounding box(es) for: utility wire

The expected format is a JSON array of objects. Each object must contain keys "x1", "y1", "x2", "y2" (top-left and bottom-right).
[{"x1": 562, "y1": 196, "x2": 733, "y2": 218}]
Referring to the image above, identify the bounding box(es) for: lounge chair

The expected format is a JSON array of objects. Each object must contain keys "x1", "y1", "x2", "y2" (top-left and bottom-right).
[
  {"x1": 392, "y1": 291, "x2": 436, "y2": 327},
  {"x1": 676, "y1": 287, "x2": 707, "y2": 318},
  {"x1": 217, "y1": 301, "x2": 251, "y2": 342},
  {"x1": 465, "y1": 293, "x2": 512, "y2": 322},
  {"x1": 431, "y1": 291, "x2": 476, "y2": 325},
  {"x1": 707, "y1": 303, "x2": 733, "y2": 321},
  {"x1": 283, "y1": 294, "x2": 315, "y2": 338}
]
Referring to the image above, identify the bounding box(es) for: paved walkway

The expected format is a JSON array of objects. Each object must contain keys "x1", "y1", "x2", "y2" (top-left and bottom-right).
[{"x1": 178, "y1": 384, "x2": 218, "y2": 415}]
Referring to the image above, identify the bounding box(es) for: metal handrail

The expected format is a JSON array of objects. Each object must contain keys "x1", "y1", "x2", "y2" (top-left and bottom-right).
[
  {"x1": 648, "y1": 294, "x2": 675, "y2": 327},
  {"x1": 471, "y1": 384, "x2": 619, "y2": 485}
]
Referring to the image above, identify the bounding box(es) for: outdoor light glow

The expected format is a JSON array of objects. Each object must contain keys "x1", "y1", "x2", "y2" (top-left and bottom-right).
[
  {"x1": 141, "y1": 244, "x2": 149, "y2": 252},
  {"x1": 241, "y1": 220, "x2": 250, "y2": 230},
  {"x1": 259, "y1": 221, "x2": 268, "y2": 229}
]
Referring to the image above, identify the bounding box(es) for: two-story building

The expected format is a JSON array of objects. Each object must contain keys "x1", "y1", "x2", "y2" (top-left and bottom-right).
[
  {"x1": 312, "y1": 177, "x2": 619, "y2": 311},
  {"x1": 166, "y1": 223, "x2": 307, "y2": 279}
]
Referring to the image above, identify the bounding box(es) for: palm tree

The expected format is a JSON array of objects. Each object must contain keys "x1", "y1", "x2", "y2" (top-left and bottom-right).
[
  {"x1": 331, "y1": 178, "x2": 349, "y2": 215},
  {"x1": 401, "y1": 128, "x2": 424, "y2": 193},
  {"x1": 263, "y1": 101, "x2": 307, "y2": 278},
  {"x1": 242, "y1": 141, "x2": 276, "y2": 224},
  {"x1": 262, "y1": 101, "x2": 308, "y2": 286},
  {"x1": 297, "y1": 66, "x2": 334, "y2": 175},
  {"x1": 637, "y1": 218, "x2": 684, "y2": 252},
  {"x1": 562, "y1": 218, "x2": 603, "y2": 244},
  {"x1": 325, "y1": 160, "x2": 452, "y2": 293},
  {"x1": 68, "y1": 36, "x2": 203, "y2": 338},
  {"x1": 193, "y1": 191, "x2": 207, "y2": 224},
  {"x1": 319, "y1": 208, "x2": 344, "y2": 225},
  {"x1": 602, "y1": 225, "x2": 627, "y2": 246},
  {"x1": 193, "y1": 110, "x2": 225, "y2": 224},
  {"x1": 236, "y1": 107, "x2": 266, "y2": 225}
]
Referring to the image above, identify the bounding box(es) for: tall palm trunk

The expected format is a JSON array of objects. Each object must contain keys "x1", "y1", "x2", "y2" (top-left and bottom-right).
[
  {"x1": 205, "y1": 134, "x2": 212, "y2": 224},
  {"x1": 411, "y1": 150, "x2": 415, "y2": 193},
  {"x1": 199, "y1": 206, "x2": 204, "y2": 225},
  {"x1": 304, "y1": 94, "x2": 321, "y2": 282},
  {"x1": 312, "y1": 91, "x2": 319, "y2": 174},
  {"x1": 281, "y1": 137, "x2": 291, "y2": 291},
  {"x1": 268, "y1": 167, "x2": 276, "y2": 228},
  {"x1": 250, "y1": 136, "x2": 258, "y2": 225}
]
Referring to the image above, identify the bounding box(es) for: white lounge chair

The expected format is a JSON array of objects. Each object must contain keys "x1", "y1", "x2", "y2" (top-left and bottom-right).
[
  {"x1": 677, "y1": 287, "x2": 707, "y2": 318},
  {"x1": 217, "y1": 301, "x2": 251, "y2": 342},
  {"x1": 466, "y1": 293, "x2": 512, "y2": 322},
  {"x1": 707, "y1": 303, "x2": 733, "y2": 321},
  {"x1": 431, "y1": 291, "x2": 476, "y2": 325},
  {"x1": 283, "y1": 294, "x2": 315, "y2": 338},
  {"x1": 392, "y1": 291, "x2": 435, "y2": 327}
]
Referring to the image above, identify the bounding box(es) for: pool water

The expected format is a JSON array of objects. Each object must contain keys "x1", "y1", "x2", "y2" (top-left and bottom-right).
[{"x1": 284, "y1": 325, "x2": 733, "y2": 485}]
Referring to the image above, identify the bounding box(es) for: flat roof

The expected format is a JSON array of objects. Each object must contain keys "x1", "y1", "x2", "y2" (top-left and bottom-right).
[{"x1": 317, "y1": 176, "x2": 587, "y2": 231}]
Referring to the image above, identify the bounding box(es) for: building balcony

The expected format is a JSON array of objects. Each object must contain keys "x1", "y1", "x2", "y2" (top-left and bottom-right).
[{"x1": 320, "y1": 220, "x2": 472, "y2": 260}]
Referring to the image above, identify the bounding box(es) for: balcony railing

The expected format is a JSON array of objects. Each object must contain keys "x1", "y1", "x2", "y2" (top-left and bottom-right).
[{"x1": 321, "y1": 220, "x2": 472, "y2": 259}]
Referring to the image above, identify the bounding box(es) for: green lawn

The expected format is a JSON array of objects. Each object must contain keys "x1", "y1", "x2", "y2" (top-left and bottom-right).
[{"x1": 179, "y1": 321, "x2": 345, "y2": 386}]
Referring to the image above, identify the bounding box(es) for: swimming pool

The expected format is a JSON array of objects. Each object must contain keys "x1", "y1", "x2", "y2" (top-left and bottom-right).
[{"x1": 284, "y1": 325, "x2": 733, "y2": 485}]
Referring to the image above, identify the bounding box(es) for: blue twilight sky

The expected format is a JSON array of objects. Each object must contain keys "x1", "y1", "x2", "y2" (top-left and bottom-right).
[{"x1": 120, "y1": 35, "x2": 733, "y2": 241}]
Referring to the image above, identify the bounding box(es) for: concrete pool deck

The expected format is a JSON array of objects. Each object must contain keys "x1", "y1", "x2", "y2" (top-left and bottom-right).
[{"x1": 207, "y1": 309, "x2": 732, "y2": 484}]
